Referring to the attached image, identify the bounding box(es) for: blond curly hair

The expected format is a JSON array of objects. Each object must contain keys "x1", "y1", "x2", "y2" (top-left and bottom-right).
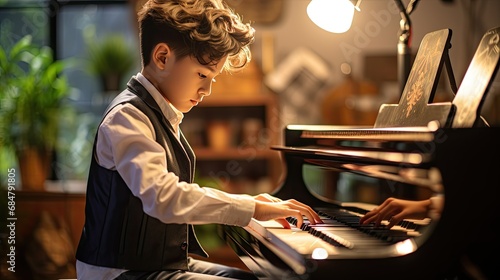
[{"x1": 137, "y1": 0, "x2": 255, "y2": 72}]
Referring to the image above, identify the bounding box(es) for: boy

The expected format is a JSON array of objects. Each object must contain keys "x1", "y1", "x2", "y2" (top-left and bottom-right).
[{"x1": 75, "y1": 0, "x2": 323, "y2": 279}]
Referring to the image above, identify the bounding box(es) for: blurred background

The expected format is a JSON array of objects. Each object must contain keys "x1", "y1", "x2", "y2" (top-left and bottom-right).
[{"x1": 1, "y1": 0, "x2": 499, "y2": 279}]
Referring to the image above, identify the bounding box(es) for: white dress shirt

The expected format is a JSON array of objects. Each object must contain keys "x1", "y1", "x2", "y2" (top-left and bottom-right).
[{"x1": 77, "y1": 73, "x2": 255, "y2": 280}]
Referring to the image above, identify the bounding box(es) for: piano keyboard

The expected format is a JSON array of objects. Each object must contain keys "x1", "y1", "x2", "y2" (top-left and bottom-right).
[
  {"x1": 243, "y1": 207, "x2": 428, "y2": 265},
  {"x1": 278, "y1": 206, "x2": 426, "y2": 253},
  {"x1": 238, "y1": 209, "x2": 431, "y2": 276}
]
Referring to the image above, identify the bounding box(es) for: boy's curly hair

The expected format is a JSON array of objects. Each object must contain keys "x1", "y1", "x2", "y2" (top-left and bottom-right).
[{"x1": 137, "y1": 0, "x2": 255, "y2": 72}]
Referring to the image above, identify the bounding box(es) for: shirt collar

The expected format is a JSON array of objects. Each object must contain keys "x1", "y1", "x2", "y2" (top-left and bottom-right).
[{"x1": 135, "y1": 72, "x2": 184, "y2": 131}]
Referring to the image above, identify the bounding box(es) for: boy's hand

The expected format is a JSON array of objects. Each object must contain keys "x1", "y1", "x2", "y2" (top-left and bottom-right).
[
  {"x1": 252, "y1": 193, "x2": 323, "y2": 229},
  {"x1": 359, "y1": 197, "x2": 431, "y2": 228}
]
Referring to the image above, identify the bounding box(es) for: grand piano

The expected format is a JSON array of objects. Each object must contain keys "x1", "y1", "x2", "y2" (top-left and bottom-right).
[{"x1": 219, "y1": 27, "x2": 500, "y2": 279}]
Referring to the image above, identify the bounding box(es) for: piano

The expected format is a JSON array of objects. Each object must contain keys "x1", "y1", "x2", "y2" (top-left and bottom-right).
[{"x1": 219, "y1": 27, "x2": 500, "y2": 279}]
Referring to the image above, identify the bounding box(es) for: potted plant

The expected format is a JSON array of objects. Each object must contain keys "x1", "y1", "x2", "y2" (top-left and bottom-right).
[
  {"x1": 86, "y1": 33, "x2": 136, "y2": 93},
  {"x1": 0, "y1": 35, "x2": 72, "y2": 190}
]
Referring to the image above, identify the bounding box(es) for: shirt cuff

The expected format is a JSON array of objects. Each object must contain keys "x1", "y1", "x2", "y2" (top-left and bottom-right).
[{"x1": 222, "y1": 194, "x2": 255, "y2": 226}]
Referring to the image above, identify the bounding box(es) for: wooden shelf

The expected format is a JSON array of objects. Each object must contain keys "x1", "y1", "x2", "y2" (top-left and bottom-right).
[{"x1": 182, "y1": 90, "x2": 282, "y2": 191}]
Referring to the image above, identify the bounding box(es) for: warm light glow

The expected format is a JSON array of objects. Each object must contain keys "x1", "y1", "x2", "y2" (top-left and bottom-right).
[
  {"x1": 307, "y1": 0, "x2": 355, "y2": 33},
  {"x1": 395, "y1": 239, "x2": 416, "y2": 255},
  {"x1": 311, "y1": 247, "x2": 329, "y2": 259}
]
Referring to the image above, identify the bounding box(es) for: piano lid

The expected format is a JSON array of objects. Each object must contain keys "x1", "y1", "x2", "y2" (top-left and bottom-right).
[{"x1": 272, "y1": 145, "x2": 430, "y2": 165}]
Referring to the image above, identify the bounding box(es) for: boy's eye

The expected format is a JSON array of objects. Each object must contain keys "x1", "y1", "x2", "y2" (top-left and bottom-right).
[{"x1": 198, "y1": 73, "x2": 216, "y2": 83}]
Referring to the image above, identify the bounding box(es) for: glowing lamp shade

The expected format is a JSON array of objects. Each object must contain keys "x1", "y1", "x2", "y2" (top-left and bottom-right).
[{"x1": 307, "y1": 0, "x2": 355, "y2": 33}]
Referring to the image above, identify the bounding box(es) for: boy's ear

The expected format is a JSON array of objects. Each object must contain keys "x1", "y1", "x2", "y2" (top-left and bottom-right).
[{"x1": 152, "y1": 43, "x2": 172, "y2": 70}]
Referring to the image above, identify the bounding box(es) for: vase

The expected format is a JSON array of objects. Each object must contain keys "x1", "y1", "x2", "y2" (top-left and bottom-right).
[
  {"x1": 101, "y1": 74, "x2": 121, "y2": 92},
  {"x1": 17, "y1": 147, "x2": 51, "y2": 191}
]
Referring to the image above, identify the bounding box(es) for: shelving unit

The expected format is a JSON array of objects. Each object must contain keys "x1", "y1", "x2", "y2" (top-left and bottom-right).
[{"x1": 181, "y1": 91, "x2": 283, "y2": 195}]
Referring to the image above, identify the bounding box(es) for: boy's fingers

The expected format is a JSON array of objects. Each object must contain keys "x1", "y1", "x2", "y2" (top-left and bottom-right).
[
  {"x1": 286, "y1": 200, "x2": 323, "y2": 224},
  {"x1": 274, "y1": 218, "x2": 291, "y2": 229}
]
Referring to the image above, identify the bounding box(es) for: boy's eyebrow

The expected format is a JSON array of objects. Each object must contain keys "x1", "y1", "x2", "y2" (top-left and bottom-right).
[{"x1": 203, "y1": 64, "x2": 218, "y2": 74}]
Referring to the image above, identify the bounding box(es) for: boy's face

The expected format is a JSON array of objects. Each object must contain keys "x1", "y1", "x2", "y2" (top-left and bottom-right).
[{"x1": 144, "y1": 44, "x2": 227, "y2": 113}]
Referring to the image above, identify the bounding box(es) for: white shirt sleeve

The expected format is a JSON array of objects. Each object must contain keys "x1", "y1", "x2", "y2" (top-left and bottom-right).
[{"x1": 96, "y1": 103, "x2": 255, "y2": 226}]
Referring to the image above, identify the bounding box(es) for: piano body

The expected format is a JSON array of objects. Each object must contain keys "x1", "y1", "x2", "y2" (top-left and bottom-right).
[{"x1": 219, "y1": 27, "x2": 500, "y2": 279}]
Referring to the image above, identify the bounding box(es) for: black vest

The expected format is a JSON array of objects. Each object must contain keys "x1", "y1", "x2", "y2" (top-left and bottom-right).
[{"x1": 76, "y1": 78, "x2": 207, "y2": 271}]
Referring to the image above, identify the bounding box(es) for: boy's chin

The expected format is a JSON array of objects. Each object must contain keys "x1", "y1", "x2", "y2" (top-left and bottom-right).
[{"x1": 180, "y1": 106, "x2": 193, "y2": 113}]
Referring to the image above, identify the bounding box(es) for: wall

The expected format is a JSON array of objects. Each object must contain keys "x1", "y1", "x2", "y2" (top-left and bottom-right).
[{"x1": 244, "y1": 0, "x2": 500, "y2": 125}]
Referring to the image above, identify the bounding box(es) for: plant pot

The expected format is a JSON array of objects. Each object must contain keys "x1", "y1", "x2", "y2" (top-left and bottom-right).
[
  {"x1": 101, "y1": 74, "x2": 122, "y2": 92},
  {"x1": 17, "y1": 147, "x2": 51, "y2": 191}
]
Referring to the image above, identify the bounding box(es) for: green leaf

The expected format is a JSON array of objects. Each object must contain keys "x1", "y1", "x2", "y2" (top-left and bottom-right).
[
  {"x1": 0, "y1": 35, "x2": 73, "y2": 153},
  {"x1": 8, "y1": 35, "x2": 32, "y2": 61}
]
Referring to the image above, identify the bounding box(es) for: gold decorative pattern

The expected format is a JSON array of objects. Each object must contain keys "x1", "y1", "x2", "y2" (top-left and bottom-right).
[
  {"x1": 404, "y1": 34, "x2": 444, "y2": 118},
  {"x1": 457, "y1": 29, "x2": 499, "y2": 124}
]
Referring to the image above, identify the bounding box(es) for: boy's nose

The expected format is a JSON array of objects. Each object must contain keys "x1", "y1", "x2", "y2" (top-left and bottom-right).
[{"x1": 199, "y1": 84, "x2": 212, "y2": 97}]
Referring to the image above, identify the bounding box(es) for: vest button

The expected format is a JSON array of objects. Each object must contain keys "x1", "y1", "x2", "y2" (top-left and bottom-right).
[{"x1": 181, "y1": 241, "x2": 188, "y2": 250}]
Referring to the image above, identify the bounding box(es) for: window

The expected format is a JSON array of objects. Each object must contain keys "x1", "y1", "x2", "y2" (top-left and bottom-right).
[
  {"x1": 0, "y1": 1, "x2": 49, "y2": 50},
  {"x1": 0, "y1": 0, "x2": 139, "y2": 184}
]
